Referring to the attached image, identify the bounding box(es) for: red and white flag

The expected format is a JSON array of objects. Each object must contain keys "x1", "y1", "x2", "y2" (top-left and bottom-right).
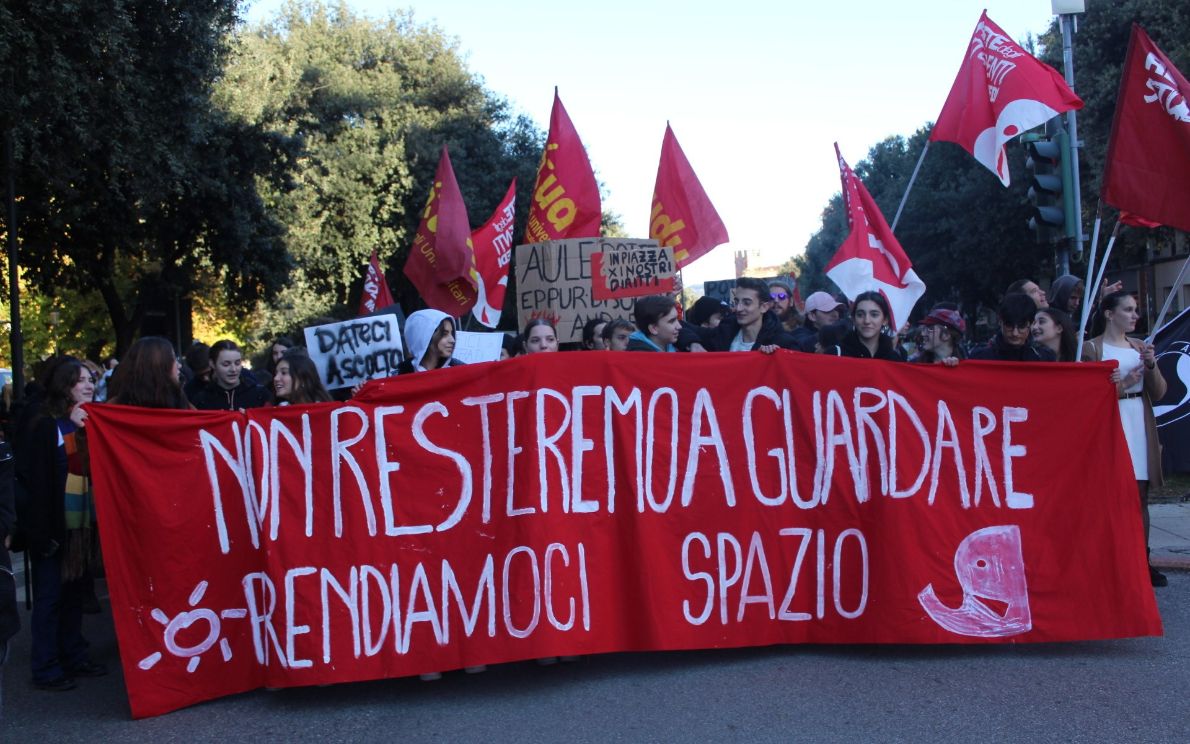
[
  {"x1": 650, "y1": 123, "x2": 729, "y2": 268},
  {"x1": 826, "y1": 144, "x2": 925, "y2": 330},
  {"x1": 404, "y1": 147, "x2": 478, "y2": 315},
  {"x1": 1102, "y1": 25, "x2": 1190, "y2": 233},
  {"x1": 524, "y1": 89, "x2": 602, "y2": 242},
  {"x1": 469, "y1": 180, "x2": 517, "y2": 328},
  {"x1": 931, "y1": 11, "x2": 1083, "y2": 186},
  {"x1": 357, "y1": 249, "x2": 396, "y2": 316}
]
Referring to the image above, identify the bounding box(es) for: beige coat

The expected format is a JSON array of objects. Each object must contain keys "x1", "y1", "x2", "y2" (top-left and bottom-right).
[{"x1": 1081, "y1": 335, "x2": 1166, "y2": 486}]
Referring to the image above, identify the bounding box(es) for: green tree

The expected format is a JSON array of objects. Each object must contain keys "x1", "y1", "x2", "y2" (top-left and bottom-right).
[
  {"x1": 218, "y1": 1, "x2": 544, "y2": 335},
  {"x1": 798, "y1": 129, "x2": 1047, "y2": 321},
  {"x1": 0, "y1": 0, "x2": 294, "y2": 356}
]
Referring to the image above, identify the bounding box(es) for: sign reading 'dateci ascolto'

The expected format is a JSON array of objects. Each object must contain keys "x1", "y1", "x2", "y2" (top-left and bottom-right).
[{"x1": 87, "y1": 352, "x2": 1161, "y2": 718}]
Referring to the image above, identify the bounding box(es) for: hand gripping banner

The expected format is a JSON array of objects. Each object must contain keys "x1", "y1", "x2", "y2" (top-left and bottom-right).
[{"x1": 86, "y1": 354, "x2": 1162, "y2": 717}]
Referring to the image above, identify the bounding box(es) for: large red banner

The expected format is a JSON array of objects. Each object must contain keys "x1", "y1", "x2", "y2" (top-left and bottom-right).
[{"x1": 86, "y1": 354, "x2": 1161, "y2": 718}]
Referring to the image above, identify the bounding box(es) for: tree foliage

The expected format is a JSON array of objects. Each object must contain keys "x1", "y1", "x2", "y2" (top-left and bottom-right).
[
  {"x1": 0, "y1": 0, "x2": 294, "y2": 355},
  {"x1": 217, "y1": 0, "x2": 544, "y2": 335}
]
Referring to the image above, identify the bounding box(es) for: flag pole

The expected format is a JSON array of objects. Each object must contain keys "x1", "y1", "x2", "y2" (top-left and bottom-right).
[
  {"x1": 1077, "y1": 201, "x2": 1103, "y2": 331},
  {"x1": 891, "y1": 140, "x2": 930, "y2": 233},
  {"x1": 1078, "y1": 219, "x2": 1122, "y2": 353},
  {"x1": 1147, "y1": 252, "x2": 1190, "y2": 343}
]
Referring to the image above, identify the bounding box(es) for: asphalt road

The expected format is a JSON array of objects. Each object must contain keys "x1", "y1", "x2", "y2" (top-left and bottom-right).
[{"x1": 2, "y1": 574, "x2": 1187, "y2": 743}]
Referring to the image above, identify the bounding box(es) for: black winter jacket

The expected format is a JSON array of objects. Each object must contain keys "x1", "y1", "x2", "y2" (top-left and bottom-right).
[
  {"x1": 968, "y1": 335, "x2": 1056, "y2": 362},
  {"x1": 678, "y1": 312, "x2": 799, "y2": 352},
  {"x1": 191, "y1": 379, "x2": 271, "y2": 411},
  {"x1": 838, "y1": 331, "x2": 903, "y2": 361}
]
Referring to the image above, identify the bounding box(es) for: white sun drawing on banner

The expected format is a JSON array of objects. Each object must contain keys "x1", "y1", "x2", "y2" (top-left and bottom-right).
[{"x1": 137, "y1": 581, "x2": 248, "y2": 673}]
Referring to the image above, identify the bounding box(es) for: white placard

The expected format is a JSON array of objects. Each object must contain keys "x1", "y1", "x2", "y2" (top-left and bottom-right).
[
  {"x1": 303, "y1": 315, "x2": 404, "y2": 390},
  {"x1": 452, "y1": 331, "x2": 504, "y2": 365}
]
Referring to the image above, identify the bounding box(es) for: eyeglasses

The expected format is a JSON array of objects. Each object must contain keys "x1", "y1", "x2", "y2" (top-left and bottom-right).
[
  {"x1": 771, "y1": 292, "x2": 789, "y2": 301},
  {"x1": 1003, "y1": 321, "x2": 1031, "y2": 331}
]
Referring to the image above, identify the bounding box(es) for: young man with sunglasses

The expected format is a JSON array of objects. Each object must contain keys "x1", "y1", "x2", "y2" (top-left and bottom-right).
[
  {"x1": 969, "y1": 293, "x2": 1056, "y2": 362},
  {"x1": 768, "y1": 279, "x2": 799, "y2": 332}
]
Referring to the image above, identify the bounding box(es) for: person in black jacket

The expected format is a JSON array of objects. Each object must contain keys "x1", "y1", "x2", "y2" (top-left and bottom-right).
[
  {"x1": 970, "y1": 293, "x2": 1057, "y2": 362},
  {"x1": 15, "y1": 361, "x2": 107, "y2": 691},
  {"x1": 1, "y1": 436, "x2": 18, "y2": 708},
  {"x1": 679, "y1": 277, "x2": 799, "y2": 352},
  {"x1": 191, "y1": 340, "x2": 271, "y2": 411},
  {"x1": 837, "y1": 291, "x2": 904, "y2": 361}
]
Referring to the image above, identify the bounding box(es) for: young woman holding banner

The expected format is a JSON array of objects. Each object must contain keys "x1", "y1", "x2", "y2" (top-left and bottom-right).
[
  {"x1": 839, "y1": 292, "x2": 902, "y2": 361},
  {"x1": 398, "y1": 309, "x2": 464, "y2": 374},
  {"x1": 1082, "y1": 291, "x2": 1168, "y2": 587},
  {"x1": 15, "y1": 361, "x2": 107, "y2": 691},
  {"x1": 1032, "y1": 307, "x2": 1078, "y2": 363},
  {"x1": 522, "y1": 318, "x2": 559, "y2": 354},
  {"x1": 107, "y1": 336, "x2": 191, "y2": 410},
  {"x1": 273, "y1": 350, "x2": 332, "y2": 405}
]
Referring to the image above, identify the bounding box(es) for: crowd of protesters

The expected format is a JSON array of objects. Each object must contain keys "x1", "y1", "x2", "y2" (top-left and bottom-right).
[{"x1": 0, "y1": 270, "x2": 1173, "y2": 702}]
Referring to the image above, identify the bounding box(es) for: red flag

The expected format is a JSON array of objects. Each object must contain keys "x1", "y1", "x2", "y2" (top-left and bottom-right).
[
  {"x1": 790, "y1": 275, "x2": 804, "y2": 314},
  {"x1": 357, "y1": 250, "x2": 396, "y2": 316},
  {"x1": 826, "y1": 144, "x2": 926, "y2": 330},
  {"x1": 404, "y1": 147, "x2": 477, "y2": 314},
  {"x1": 1101, "y1": 25, "x2": 1190, "y2": 233},
  {"x1": 469, "y1": 180, "x2": 517, "y2": 328},
  {"x1": 524, "y1": 90, "x2": 602, "y2": 242},
  {"x1": 931, "y1": 11, "x2": 1083, "y2": 186},
  {"x1": 650, "y1": 124, "x2": 729, "y2": 268}
]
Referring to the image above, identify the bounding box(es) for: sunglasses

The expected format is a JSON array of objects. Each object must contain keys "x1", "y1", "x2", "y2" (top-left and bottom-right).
[{"x1": 770, "y1": 292, "x2": 789, "y2": 301}]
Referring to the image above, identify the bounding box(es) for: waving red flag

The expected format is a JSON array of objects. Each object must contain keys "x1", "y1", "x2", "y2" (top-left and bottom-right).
[
  {"x1": 650, "y1": 124, "x2": 729, "y2": 268},
  {"x1": 826, "y1": 144, "x2": 925, "y2": 331},
  {"x1": 404, "y1": 147, "x2": 477, "y2": 314},
  {"x1": 1102, "y1": 25, "x2": 1190, "y2": 233},
  {"x1": 357, "y1": 249, "x2": 396, "y2": 316},
  {"x1": 469, "y1": 180, "x2": 517, "y2": 328},
  {"x1": 931, "y1": 11, "x2": 1083, "y2": 186},
  {"x1": 525, "y1": 90, "x2": 602, "y2": 242}
]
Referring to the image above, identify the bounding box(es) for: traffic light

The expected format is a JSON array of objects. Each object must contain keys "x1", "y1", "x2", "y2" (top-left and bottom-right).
[{"x1": 1022, "y1": 120, "x2": 1076, "y2": 242}]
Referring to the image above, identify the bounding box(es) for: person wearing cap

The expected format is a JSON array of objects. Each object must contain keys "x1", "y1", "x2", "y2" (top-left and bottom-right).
[
  {"x1": 768, "y1": 279, "x2": 799, "y2": 332},
  {"x1": 969, "y1": 294, "x2": 1057, "y2": 362},
  {"x1": 911, "y1": 307, "x2": 966, "y2": 365},
  {"x1": 686, "y1": 296, "x2": 729, "y2": 329},
  {"x1": 791, "y1": 291, "x2": 847, "y2": 353}
]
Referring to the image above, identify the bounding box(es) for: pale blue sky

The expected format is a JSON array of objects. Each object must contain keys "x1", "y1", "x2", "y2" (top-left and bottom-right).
[{"x1": 245, "y1": 1, "x2": 1063, "y2": 285}]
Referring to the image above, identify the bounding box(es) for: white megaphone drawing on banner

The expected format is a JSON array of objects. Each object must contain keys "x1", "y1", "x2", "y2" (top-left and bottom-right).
[{"x1": 918, "y1": 525, "x2": 1032, "y2": 638}]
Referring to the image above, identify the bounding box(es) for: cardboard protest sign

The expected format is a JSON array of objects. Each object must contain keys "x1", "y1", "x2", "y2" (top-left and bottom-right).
[
  {"x1": 516, "y1": 239, "x2": 664, "y2": 343},
  {"x1": 589, "y1": 241, "x2": 675, "y2": 301},
  {"x1": 88, "y1": 354, "x2": 1162, "y2": 718},
  {"x1": 452, "y1": 331, "x2": 504, "y2": 365},
  {"x1": 703, "y1": 277, "x2": 781, "y2": 304},
  {"x1": 303, "y1": 315, "x2": 404, "y2": 390}
]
